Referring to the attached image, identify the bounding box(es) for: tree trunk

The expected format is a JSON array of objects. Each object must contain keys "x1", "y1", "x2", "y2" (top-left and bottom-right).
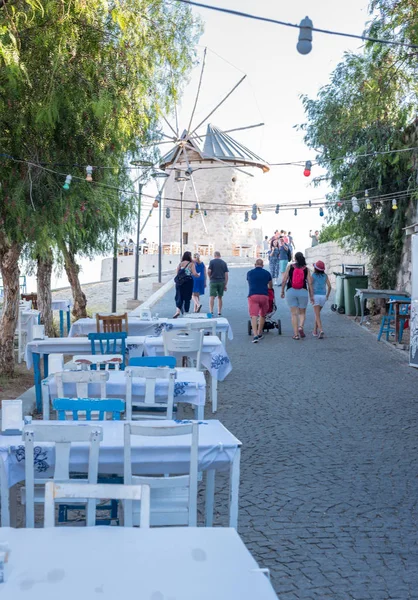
[
  {"x1": 37, "y1": 250, "x2": 55, "y2": 337},
  {"x1": 0, "y1": 235, "x2": 22, "y2": 376},
  {"x1": 60, "y1": 243, "x2": 87, "y2": 319}
]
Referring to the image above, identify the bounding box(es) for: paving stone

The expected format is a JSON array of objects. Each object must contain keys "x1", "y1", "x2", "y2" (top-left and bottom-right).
[{"x1": 152, "y1": 267, "x2": 418, "y2": 599}]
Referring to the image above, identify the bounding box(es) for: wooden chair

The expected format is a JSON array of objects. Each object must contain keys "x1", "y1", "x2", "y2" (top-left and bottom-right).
[
  {"x1": 128, "y1": 356, "x2": 176, "y2": 368},
  {"x1": 44, "y1": 482, "x2": 150, "y2": 528},
  {"x1": 73, "y1": 354, "x2": 124, "y2": 371},
  {"x1": 21, "y1": 293, "x2": 38, "y2": 310},
  {"x1": 378, "y1": 295, "x2": 410, "y2": 343},
  {"x1": 53, "y1": 398, "x2": 125, "y2": 421},
  {"x1": 125, "y1": 367, "x2": 176, "y2": 420},
  {"x1": 22, "y1": 423, "x2": 103, "y2": 528},
  {"x1": 88, "y1": 332, "x2": 127, "y2": 369},
  {"x1": 162, "y1": 329, "x2": 203, "y2": 369},
  {"x1": 124, "y1": 422, "x2": 198, "y2": 527},
  {"x1": 96, "y1": 312, "x2": 128, "y2": 333}
]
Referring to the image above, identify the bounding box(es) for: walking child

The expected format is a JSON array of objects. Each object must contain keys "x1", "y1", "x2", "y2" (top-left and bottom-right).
[{"x1": 311, "y1": 260, "x2": 331, "y2": 339}]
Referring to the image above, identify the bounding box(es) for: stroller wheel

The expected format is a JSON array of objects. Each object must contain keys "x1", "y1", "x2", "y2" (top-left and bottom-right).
[
  {"x1": 337, "y1": 306, "x2": 345, "y2": 314},
  {"x1": 248, "y1": 320, "x2": 252, "y2": 336},
  {"x1": 277, "y1": 320, "x2": 282, "y2": 335},
  {"x1": 331, "y1": 304, "x2": 337, "y2": 312}
]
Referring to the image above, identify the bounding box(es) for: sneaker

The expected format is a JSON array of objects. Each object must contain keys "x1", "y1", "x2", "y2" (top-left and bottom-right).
[
  {"x1": 318, "y1": 331, "x2": 325, "y2": 339},
  {"x1": 252, "y1": 336, "x2": 259, "y2": 343},
  {"x1": 312, "y1": 331, "x2": 318, "y2": 337},
  {"x1": 257, "y1": 334, "x2": 264, "y2": 341}
]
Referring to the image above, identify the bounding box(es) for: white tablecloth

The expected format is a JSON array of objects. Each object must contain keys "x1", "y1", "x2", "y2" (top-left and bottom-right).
[
  {"x1": 69, "y1": 316, "x2": 233, "y2": 340},
  {"x1": 47, "y1": 368, "x2": 206, "y2": 408},
  {"x1": 144, "y1": 335, "x2": 232, "y2": 382},
  {"x1": 0, "y1": 419, "x2": 240, "y2": 488},
  {"x1": 21, "y1": 310, "x2": 41, "y2": 344},
  {"x1": 51, "y1": 299, "x2": 72, "y2": 311},
  {"x1": 0, "y1": 527, "x2": 278, "y2": 600},
  {"x1": 24, "y1": 336, "x2": 146, "y2": 369}
]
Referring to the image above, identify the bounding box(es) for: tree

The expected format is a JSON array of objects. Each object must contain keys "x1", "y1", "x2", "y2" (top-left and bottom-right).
[
  {"x1": 0, "y1": 0, "x2": 201, "y2": 374},
  {"x1": 300, "y1": 44, "x2": 417, "y2": 288}
]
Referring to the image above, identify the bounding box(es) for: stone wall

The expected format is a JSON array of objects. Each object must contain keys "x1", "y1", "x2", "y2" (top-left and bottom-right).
[
  {"x1": 305, "y1": 241, "x2": 370, "y2": 287},
  {"x1": 396, "y1": 204, "x2": 417, "y2": 295}
]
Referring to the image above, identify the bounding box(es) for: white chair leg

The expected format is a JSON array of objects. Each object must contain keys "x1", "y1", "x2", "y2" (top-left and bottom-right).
[
  {"x1": 211, "y1": 375, "x2": 217, "y2": 413},
  {"x1": 205, "y1": 470, "x2": 215, "y2": 527}
]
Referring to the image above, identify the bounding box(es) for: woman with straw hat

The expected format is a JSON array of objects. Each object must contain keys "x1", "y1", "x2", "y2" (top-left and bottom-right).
[{"x1": 311, "y1": 260, "x2": 331, "y2": 339}]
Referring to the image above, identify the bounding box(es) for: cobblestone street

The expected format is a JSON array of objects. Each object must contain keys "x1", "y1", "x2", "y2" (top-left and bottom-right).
[{"x1": 152, "y1": 266, "x2": 418, "y2": 599}]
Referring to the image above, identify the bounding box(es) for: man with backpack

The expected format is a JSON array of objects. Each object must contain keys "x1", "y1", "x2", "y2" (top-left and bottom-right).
[{"x1": 281, "y1": 252, "x2": 314, "y2": 340}]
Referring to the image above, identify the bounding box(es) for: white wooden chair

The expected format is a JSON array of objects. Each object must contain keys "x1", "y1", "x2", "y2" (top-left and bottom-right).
[
  {"x1": 42, "y1": 370, "x2": 109, "y2": 419},
  {"x1": 125, "y1": 367, "x2": 176, "y2": 420},
  {"x1": 187, "y1": 320, "x2": 218, "y2": 336},
  {"x1": 44, "y1": 481, "x2": 151, "y2": 528},
  {"x1": 16, "y1": 308, "x2": 35, "y2": 363},
  {"x1": 22, "y1": 423, "x2": 103, "y2": 528},
  {"x1": 162, "y1": 329, "x2": 204, "y2": 370},
  {"x1": 124, "y1": 422, "x2": 199, "y2": 527},
  {"x1": 73, "y1": 354, "x2": 124, "y2": 370}
]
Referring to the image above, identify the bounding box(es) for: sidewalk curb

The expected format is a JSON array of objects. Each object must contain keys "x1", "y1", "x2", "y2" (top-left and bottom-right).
[{"x1": 130, "y1": 278, "x2": 175, "y2": 313}]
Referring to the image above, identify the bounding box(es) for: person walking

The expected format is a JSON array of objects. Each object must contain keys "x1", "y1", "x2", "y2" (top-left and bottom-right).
[
  {"x1": 208, "y1": 251, "x2": 229, "y2": 316},
  {"x1": 247, "y1": 258, "x2": 273, "y2": 343},
  {"x1": 309, "y1": 230, "x2": 320, "y2": 247},
  {"x1": 311, "y1": 260, "x2": 331, "y2": 339},
  {"x1": 281, "y1": 251, "x2": 313, "y2": 340},
  {"x1": 262, "y1": 235, "x2": 269, "y2": 259},
  {"x1": 268, "y1": 239, "x2": 280, "y2": 285},
  {"x1": 278, "y1": 238, "x2": 290, "y2": 283},
  {"x1": 192, "y1": 253, "x2": 206, "y2": 313},
  {"x1": 173, "y1": 251, "x2": 198, "y2": 318}
]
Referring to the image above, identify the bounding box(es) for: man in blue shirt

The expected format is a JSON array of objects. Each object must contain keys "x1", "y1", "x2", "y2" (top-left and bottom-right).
[{"x1": 247, "y1": 258, "x2": 273, "y2": 343}]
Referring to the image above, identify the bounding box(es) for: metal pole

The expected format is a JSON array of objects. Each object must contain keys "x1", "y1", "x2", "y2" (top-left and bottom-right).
[
  {"x1": 133, "y1": 183, "x2": 143, "y2": 300},
  {"x1": 180, "y1": 190, "x2": 183, "y2": 257},
  {"x1": 111, "y1": 224, "x2": 118, "y2": 312},
  {"x1": 158, "y1": 194, "x2": 162, "y2": 283}
]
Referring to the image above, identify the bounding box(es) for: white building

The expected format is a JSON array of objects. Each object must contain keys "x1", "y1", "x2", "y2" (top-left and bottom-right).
[{"x1": 159, "y1": 124, "x2": 269, "y2": 258}]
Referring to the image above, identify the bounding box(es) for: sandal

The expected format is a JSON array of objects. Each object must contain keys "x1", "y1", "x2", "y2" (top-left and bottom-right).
[
  {"x1": 292, "y1": 335, "x2": 300, "y2": 340},
  {"x1": 197, "y1": 304, "x2": 202, "y2": 313},
  {"x1": 312, "y1": 330, "x2": 318, "y2": 337},
  {"x1": 172, "y1": 313, "x2": 180, "y2": 319},
  {"x1": 298, "y1": 327, "x2": 306, "y2": 338},
  {"x1": 318, "y1": 331, "x2": 324, "y2": 339}
]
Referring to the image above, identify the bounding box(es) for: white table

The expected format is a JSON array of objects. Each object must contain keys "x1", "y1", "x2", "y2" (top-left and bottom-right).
[
  {"x1": 25, "y1": 336, "x2": 146, "y2": 412},
  {"x1": 69, "y1": 315, "x2": 233, "y2": 344},
  {"x1": 0, "y1": 527, "x2": 277, "y2": 600},
  {"x1": 0, "y1": 419, "x2": 241, "y2": 529},
  {"x1": 20, "y1": 310, "x2": 40, "y2": 345},
  {"x1": 45, "y1": 368, "x2": 206, "y2": 419}
]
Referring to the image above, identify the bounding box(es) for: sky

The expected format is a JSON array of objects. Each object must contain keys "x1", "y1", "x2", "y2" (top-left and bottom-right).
[
  {"x1": 30, "y1": 0, "x2": 372, "y2": 291},
  {"x1": 142, "y1": 0, "x2": 371, "y2": 252}
]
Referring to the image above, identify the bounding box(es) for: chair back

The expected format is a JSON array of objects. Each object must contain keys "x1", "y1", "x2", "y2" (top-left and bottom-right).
[
  {"x1": 88, "y1": 332, "x2": 127, "y2": 369},
  {"x1": 162, "y1": 329, "x2": 203, "y2": 369},
  {"x1": 55, "y1": 370, "x2": 109, "y2": 399},
  {"x1": 388, "y1": 296, "x2": 411, "y2": 315},
  {"x1": 53, "y1": 398, "x2": 125, "y2": 421},
  {"x1": 73, "y1": 354, "x2": 124, "y2": 371},
  {"x1": 187, "y1": 320, "x2": 217, "y2": 336},
  {"x1": 44, "y1": 481, "x2": 150, "y2": 527},
  {"x1": 96, "y1": 313, "x2": 128, "y2": 333},
  {"x1": 125, "y1": 367, "x2": 176, "y2": 420},
  {"x1": 128, "y1": 356, "x2": 176, "y2": 368},
  {"x1": 123, "y1": 422, "x2": 199, "y2": 527},
  {"x1": 23, "y1": 423, "x2": 103, "y2": 527},
  {"x1": 21, "y1": 293, "x2": 38, "y2": 310}
]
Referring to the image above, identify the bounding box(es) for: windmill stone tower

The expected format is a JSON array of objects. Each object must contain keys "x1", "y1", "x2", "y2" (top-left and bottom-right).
[{"x1": 159, "y1": 124, "x2": 269, "y2": 257}]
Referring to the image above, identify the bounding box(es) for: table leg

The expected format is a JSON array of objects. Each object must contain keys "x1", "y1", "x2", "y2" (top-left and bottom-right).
[
  {"x1": 59, "y1": 310, "x2": 64, "y2": 337},
  {"x1": 220, "y1": 331, "x2": 226, "y2": 345},
  {"x1": 395, "y1": 302, "x2": 400, "y2": 342},
  {"x1": 44, "y1": 353, "x2": 49, "y2": 379},
  {"x1": 33, "y1": 353, "x2": 42, "y2": 413},
  {"x1": 229, "y1": 447, "x2": 241, "y2": 529},
  {"x1": 66, "y1": 309, "x2": 71, "y2": 334},
  {"x1": 0, "y1": 456, "x2": 10, "y2": 527},
  {"x1": 10, "y1": 484, "x2": 18, "y2": 528},
  {"x1": 196, "y1": 405, "x2": 204, "y2": 420},
  {"x1": 211, "y1": 375, "x2": 218, "y2": 413},
  {"x1": 205, "y1": 470, "x2": 215, "y2": 527},
  {"x1": 360, "y1": 293, "x2": 365, "y2": 324}
]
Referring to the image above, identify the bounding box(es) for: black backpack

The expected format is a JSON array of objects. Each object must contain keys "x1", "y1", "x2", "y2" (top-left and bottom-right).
[{"x1": 174, "y1": 262, "x2": 193, "y2": 286}]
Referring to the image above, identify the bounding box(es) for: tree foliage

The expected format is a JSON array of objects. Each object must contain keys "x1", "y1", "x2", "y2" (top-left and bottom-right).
[{"x1": 300, "y1": 4, "x2": 418, "y2": 288}]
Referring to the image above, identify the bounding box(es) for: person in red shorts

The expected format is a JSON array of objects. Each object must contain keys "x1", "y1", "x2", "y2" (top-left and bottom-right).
[{"x1": 247, "y1": 258, "x2": 273, "y2": 343}]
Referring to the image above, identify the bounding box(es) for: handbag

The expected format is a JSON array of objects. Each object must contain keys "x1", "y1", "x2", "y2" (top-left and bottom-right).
[{"x1": 174, "y1": 262, "x2": 193, "y2": 286}]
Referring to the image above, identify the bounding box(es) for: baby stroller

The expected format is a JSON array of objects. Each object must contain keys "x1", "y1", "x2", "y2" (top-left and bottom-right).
[{"x1": 248, "y1": 288, "x2": 282, "y2": 336}]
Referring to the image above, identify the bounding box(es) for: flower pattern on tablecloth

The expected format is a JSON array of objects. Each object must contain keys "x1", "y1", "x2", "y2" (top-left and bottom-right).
[
  {"x1": 411, "y1": 303, "x2": 418, "y2": 360},
  {"x1": 12, "y1": 445, "x2": 50, "y2": 472},
  {"x1": 153, "y1": 322, "x2": 174, "y2": 336},
  {"x1": 211, "y1": 353, "x2": 231, "y2": 370},
  {"x1": 174, "y1": 382, "x2": 189, "y2": 397}
]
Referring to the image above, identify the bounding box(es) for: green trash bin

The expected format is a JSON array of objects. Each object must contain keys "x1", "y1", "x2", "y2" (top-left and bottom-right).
[
  {"x1": 343, "y1": 275, "x2": 369, "y2": 316},
  {"x1": 331, "y1": 273, "x2": 346, "y2": 314}
]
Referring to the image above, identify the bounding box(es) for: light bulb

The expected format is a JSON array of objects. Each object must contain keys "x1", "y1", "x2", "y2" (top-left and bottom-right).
[
  {"x1": 352, "y1": 196, "x2": 360, "y2": 213},
  {"x1": 204, "y1": 210, "x2": 207, "y2": 217},
  {"x1": 63, "y1": 175, "x2": 72, "y2": 190},
  {"x1": 392, "y1": 199, "x2": 398, "y2": 210},
  {"x1": 86, "y1": 165, "x2": 93, "y2": 182},
  {"x1": 258, "y1": 207, "x2": 261, "y2": 215},
  {"x1": 251, "y1": 214, "x2": 257, "y2": 220},
  {"x1": 297, "y1": 16, "x2": 313, "y2": 55},
  {"x1": 275, "y1": 204, "x2": 280, "y2": 214},
  {"x1": 195, "y1": 203, "x2": 199, "y2": 214},
  {"x1": 190, "y1": 210, "x2": 193, "y2": 218},
  {"x1": 303, "y1": 160, "x2": 312, "y2": 177},
  {"x1": 366, "y1": 200, "x2": 372, "y2": 210},
  {"x1": 294, "y1": 208, "x2": 297, "y2": 216},
  {"x1": 319, "y1": 208, "x2": 324, "y2": 217}
]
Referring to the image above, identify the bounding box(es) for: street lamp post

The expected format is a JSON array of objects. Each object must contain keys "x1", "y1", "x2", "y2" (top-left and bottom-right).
[
  {"x1": 175, "y1": 171, "x2": 190, "y2": 258},
  {"x1": 151, "y1": 172, "x2": 169, "y2": 284},
  {"x1": 133, "y1": 182, "x2": 143, "y2": 300}
]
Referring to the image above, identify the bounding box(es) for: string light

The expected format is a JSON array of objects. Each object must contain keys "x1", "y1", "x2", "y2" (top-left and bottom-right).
[
  {"x1": 85, "y1": 166, "x2": 93, "y2": 182},
  {"x1": 392, "y1": 199, "x2": 398, "y2": 210},
  {"x1": 63, "y1": 175, "x2": 72, "y2": 190},
  {"x1": 303, "y1": 160, "x2": 312, "y2": 177},
  {"x1": 204, "y1": 210, "x2": 207, "y2": 216},
  {"x1": 195, "y1": 203, "x2": 200, "y2": 214},
  {"x1": 166, "y1": 207, "x2": 170, "y2": 218},
  {"x1": 319, "y1": 207, "x2": 324, "y2": 217},
  {"x1": 294, "y1": 208, "x2": 297, "y2": 216},
  {"x1": 251, "y1": 204, "x2": 257, "y2": 220},
  {"x1": 153, "y1": 194, "x2": 160, "y2": 208},
  {"x1": 257, "y1": 206, "x2": 261, "y2": 215},
  {"x1": 308, "y1": 200, "x2": 312, "y2": 207},
  {"x1": 275, "y1": 204, "x2": 280, "y2": 214},
  {"x1": 244, "y1": 210, "x2": 249, "y2": 222},
  {"x1": 352, "y1": 196, "x2": 360, "y2": 213},
  {"x1": 190, "y1": 210, "x2": 194, "y2": 218},
  {"x1": 365, "y1": 189, "x2": 372, "y2": 209}
]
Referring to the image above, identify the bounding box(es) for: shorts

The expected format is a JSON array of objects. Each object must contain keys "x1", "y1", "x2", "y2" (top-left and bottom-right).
[
  {"x1": 286, "y1": 287, "x2": 308, "y2": 309},
  {"x1": 279, "y1": 259, "x2": 288, "y2": 273},
  {"x1": 248, "y1": 294, "x2": 269, "y2": 317},
  {"x1": 314, "y1": 294, "x2": 327, "y2": 307},
  {"x1": 210, "y1": 281, "x2": 225, "y2": 297}
]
